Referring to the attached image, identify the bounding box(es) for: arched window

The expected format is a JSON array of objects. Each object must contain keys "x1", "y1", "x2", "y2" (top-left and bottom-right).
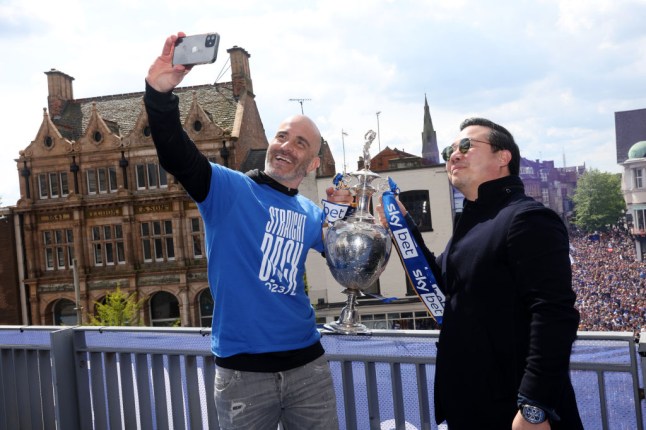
[
  {"x1": 399, "y1": 190, "x2": 433, "y2": 232},
  {"x1": 53, "y1": 299, "x2": 78, "y2": 325},
  {"x1": 149, "y1": 291, "x2": 180, "y2": 327},
  {"x1": 198, "y1": 289, "x2": 214, "y2": 327}
]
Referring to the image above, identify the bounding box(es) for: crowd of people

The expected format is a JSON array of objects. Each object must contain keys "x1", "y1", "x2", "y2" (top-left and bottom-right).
[{"x1": 570, "y1": 227, "x2": 646, "y2": 336}]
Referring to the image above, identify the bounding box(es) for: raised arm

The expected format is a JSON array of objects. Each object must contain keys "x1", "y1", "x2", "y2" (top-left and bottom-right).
[{"x1": 143, "y1": 33, "x2": 211, "y2": 202}]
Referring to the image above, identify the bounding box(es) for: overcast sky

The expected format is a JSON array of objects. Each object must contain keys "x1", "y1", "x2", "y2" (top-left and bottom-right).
[{"x1": 2, "y1": 0, "x2": 645, "y2": 206}]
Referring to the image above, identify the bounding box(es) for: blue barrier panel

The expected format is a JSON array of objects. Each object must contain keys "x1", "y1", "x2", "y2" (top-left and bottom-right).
[{"x1": 321, "y1": 331, "x2": 644, "y2": 430}]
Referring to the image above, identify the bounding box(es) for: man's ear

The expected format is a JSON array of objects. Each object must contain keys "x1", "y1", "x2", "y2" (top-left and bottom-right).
[
  {"x1": 307, "y1": 156, "x2": 321, "y2": 173},
  {"x1": 499, "y1": 149, "x2": 512, "y2": 169}
]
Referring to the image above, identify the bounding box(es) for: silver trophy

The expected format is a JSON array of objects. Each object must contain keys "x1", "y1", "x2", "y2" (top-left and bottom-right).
[{"x1": 324, "y1": 130, "x2": 392, "y2": 334}]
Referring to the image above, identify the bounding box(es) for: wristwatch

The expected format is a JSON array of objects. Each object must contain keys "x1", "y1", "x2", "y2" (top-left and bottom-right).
[{"x1": 520, "y1": 404, "x2": 547, "y2": 424}]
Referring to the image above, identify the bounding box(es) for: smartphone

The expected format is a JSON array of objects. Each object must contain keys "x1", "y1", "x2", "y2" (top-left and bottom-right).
[{"x1": 172, "y1": 33, "x2": 220, "y2": 66}]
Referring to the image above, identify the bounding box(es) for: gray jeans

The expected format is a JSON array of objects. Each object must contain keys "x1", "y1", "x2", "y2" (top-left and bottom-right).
[{"x1": 214, "y1": 355, "x2": 339, "y2": 430}]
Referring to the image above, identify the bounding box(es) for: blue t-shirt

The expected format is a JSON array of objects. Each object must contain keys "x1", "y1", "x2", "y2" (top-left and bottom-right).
[{"x1": 198, "y1": 164, "x2": 324, "y2": 357}]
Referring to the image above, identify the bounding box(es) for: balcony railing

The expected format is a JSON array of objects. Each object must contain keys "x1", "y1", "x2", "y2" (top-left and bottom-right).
[{"x1": 0, "y1": 326, "x2": 644, "y2": 430}]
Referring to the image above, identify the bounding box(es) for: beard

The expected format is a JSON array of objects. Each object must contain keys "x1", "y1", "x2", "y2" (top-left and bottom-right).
[{"x1": 264, "y1": 150, "x2": 312, "y2": 185}]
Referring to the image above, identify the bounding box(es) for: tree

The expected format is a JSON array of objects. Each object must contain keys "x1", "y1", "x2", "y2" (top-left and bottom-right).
[
  {"x1": 88, "y1": 286, "x2": 144, "y2": 326},
  {"x1": 571, "y1": 169, "x2": 625, "y2": 232}
]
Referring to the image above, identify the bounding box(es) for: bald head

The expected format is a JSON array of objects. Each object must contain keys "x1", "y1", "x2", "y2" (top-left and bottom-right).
[
  {"x1": 264, "y1": 114, "x2": 322, "y2": 189},
  {"x1": 281, "y1": 115, "x2": 321, "y2": 155}
]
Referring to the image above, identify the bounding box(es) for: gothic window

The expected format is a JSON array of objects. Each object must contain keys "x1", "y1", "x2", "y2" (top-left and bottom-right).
[
  {"x1": 38, "y1": 172, "x2": 69, "y2": 199},
  {"x1": 198, "y1": 289, "x2": 213, "y2": 328},
  {"x1": 634, "y1": 168, "x2": 643, "y2": 189},
  {"x1": 136, "y1": 163, "x2": 168, "y2": 190},
  {"x1": 44, "y1": 229, "x2": 74, "y2": 271},
  {"x1": 150, "y1": 291, "x2": 180, "y2": 327},
  {"x1": 53, "y1": 299, "x2": 77, "y2": 326},
  {"x1": 87, "y1": 167, "x2": 118, "y2": 195},
  {"x1": 399, "y1": 190, "x2": 433, "y2": 232},
  {"x1": 49, "y1": 173, "x2": 59, "y2": 198},
  {"x1": 60, "y1": 172, "x2": 70, "y2": 196},
  {"x1": 38, "y1": 174, "x2": 48, "y2": 199},
  {"x1": 141, "y1": 220, "x2": 175, "y2": 262},
  {"x1": 87, "y1": 170, "x2": 97, "y2": 194},
  {"x1": 91, "y1": 224, "x2": 126, "y2": 266},
  {"x1": 98, "y1": 168, "x2": 107, "y2": 193},
  {"x1": 109, "y1": 167, "x2": 118, "y2": 192}
]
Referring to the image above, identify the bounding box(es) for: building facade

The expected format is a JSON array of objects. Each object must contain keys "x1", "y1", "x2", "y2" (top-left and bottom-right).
[
  {"x1": 519, "y1": 158, "x2": 585, "y2": 225},
  {"x1": 621, "y1": 141, "x2": 646, "y2": 261}
]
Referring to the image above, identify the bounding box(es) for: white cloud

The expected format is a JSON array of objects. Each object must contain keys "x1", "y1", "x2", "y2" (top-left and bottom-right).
[{"x1": 1, "y1": 0, "x2": 644, "y2": 205}]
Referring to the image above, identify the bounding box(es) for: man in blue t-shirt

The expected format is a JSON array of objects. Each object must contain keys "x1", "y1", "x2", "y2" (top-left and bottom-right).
[{"x1": 145, "y1": 32, "x2": 342, "y2": 430}]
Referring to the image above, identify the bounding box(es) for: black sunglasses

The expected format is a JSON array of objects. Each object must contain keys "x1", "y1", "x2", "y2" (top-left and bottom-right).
[{"x1": 441, "y1": 137, "x2": 494, "y2": 162}]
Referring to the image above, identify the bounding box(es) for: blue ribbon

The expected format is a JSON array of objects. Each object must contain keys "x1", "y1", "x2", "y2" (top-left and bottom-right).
[{"x1": 382, "y1": 178, "x2": 445, "y2": 325}]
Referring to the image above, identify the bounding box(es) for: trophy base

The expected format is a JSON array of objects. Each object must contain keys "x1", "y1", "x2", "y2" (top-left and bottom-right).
[
  {"x1": 323, "y1": 321, "x2": 372, "y2": 336},
  {"x1": 323, "y1": 288, "x2": 372, "y2": 335}
]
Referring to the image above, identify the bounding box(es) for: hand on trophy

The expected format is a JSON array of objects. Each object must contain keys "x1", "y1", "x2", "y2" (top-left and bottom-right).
[
  {"x1": 375, "y1": 195, "x2": 408, "y2": 229},
  {"x1": 325, "y1": 187, "x2": 354, "y2": 205}
]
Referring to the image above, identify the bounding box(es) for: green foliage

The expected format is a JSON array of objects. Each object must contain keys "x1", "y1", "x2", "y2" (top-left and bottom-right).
[
  {"x1": 88, "y1": 286, "x2": 144, "y2": 326},
  {"x1": 571, "y1": 169, "x2": 625, "y2": 232}
]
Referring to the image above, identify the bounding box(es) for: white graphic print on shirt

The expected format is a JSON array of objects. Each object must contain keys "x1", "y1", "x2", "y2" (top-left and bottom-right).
[{"x1": 259, "y1": 206, "x2": 306, "y2": 295}]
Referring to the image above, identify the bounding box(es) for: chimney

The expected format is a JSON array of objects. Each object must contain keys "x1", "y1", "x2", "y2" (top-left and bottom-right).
[
  {"x1": 45, "y1": 69, "x2": 74, "y2": 118},
  {"x1": 226, "y1": 46, "x2": 253, "y2": 100}
]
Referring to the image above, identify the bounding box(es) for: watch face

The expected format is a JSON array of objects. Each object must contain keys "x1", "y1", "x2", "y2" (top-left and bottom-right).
[{"x1": 521, "y1": 405, "x2": 547, "y2": 424}]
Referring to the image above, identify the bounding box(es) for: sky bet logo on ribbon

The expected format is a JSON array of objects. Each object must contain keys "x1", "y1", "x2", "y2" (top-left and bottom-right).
[
  {"x1": 321, "y1": 200, "x2": 355, "y2": 224},
  {"x1": 382, "y1": 185, "x2": 445, "y2": 325},
  {"x1": 390, "y1": 226, "x2": 419, "y2": 259}
]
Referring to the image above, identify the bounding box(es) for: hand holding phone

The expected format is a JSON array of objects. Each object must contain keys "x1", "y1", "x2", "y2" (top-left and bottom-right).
[{"x1": 172, "y1": 33, "x2": 220, "y2": 66}]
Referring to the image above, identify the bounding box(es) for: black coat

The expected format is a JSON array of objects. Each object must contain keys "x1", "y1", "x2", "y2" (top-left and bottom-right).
[{"x1": 428, "y1": 176, "x2": 583, "y2": 429}]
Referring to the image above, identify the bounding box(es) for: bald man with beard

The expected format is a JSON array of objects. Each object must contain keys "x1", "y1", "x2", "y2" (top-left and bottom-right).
[{"x1": 144, "y1": 32, "x2": 341, "y2": 430}]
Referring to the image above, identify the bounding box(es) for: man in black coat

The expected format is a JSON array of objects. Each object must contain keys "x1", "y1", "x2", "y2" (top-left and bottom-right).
[{"x1": 378, "y1": 118, "x2": 583, "y2": 429}]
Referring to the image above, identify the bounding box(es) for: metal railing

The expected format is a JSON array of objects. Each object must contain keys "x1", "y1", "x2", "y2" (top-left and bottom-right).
[{"x1": 0, "y1": 326, "x2": 644, "y2": 430}]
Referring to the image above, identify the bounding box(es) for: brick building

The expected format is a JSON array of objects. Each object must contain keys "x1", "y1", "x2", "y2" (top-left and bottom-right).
[
  {"x1": 11, "y1": 46, "x2": 336, "y2": 326},
  {"x1": 0, "y1": 208, "x2": 22, "y2": 324},
  {"x1": 366, "y1": 147, "x2": 424, "y2": 172},
  {"x1": 520, "y1": 158, "x2": 584, "y2": 224}
]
